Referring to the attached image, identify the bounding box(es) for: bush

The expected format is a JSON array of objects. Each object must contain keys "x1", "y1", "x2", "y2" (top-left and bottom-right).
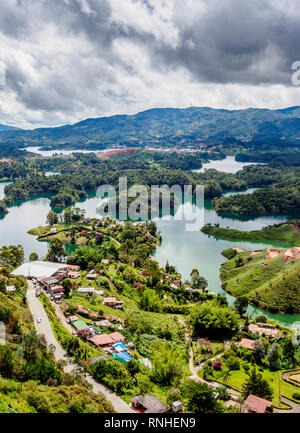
[
  {"x1": 292, "y1": 392, "x2": 300, "y2": 401},
  {"x1": 226, "y1": 356, "x2": 240, "y2": 371},
  {"x1": 27, "y1": 392, "x2": 50, "y2": 413}
]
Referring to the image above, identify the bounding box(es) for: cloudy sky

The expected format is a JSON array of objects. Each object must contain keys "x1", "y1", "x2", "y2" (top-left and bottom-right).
[{"x1": 0, "y1": 0, "x2": 300, "y2": 129}]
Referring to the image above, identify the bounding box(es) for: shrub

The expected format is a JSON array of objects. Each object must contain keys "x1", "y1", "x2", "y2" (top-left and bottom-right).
[
  {"x1": 27, "y1": 392, "x2": 50, "y2": 413},
  {"x1": 212, "y1": 361, "x2": 222, "y2": 370},
  {"x1": 225, "y1": 356, "x2": 240, "y2": 371},
  {"x1": 292, "y1": 392, "x2": 300, "y2": 401}
]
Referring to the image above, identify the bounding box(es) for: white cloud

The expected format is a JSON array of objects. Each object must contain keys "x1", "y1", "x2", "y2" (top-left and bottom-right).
[{"x1": 0, "y1": 0, "x2": 299, "y2": 129}]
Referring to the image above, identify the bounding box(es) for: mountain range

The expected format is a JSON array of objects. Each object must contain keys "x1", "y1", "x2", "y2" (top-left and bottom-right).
[
  {"x1": 0, "y1": 124, "x2": 19, "y2": 132},
  {"x1": 1, "y1": 106, "x2": 300, "y2": 149}
]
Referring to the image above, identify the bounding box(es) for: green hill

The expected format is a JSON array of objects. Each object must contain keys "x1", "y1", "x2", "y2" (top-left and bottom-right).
[
  {"x1": 1, "y1": 106, "x2": 300, "y2": 149},
  {"x1": 220, "y1": 248, "x2": 300, "y2": 313},
  {"x1": 201, "y1": 221, "x2": 300, "y2": 245}
]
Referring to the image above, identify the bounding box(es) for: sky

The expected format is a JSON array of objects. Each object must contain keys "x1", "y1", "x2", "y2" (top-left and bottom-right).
[{"x1": 1, "y1": 0, "x2": 300, "y2": 129}]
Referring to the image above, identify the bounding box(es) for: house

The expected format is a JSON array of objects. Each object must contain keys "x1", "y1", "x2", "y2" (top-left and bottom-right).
[
  {"x1": 40, "y1": 276, "x2": 63, "y2": 290},
  {"x1": 95, "y1": 320, "x2": 114, "y2": 329},
  {"x1": 110, "y1": 332, "x2": 125, "y2": 343},
  {"x1": 103, "y1": 297, "x2": 117, "y2": 307},
  {"x1": 95, "y1": 289, "x2": 106, "y2": 296},
  {"x1": 197, "y1": 338, "x2": 213, "y2": 353},
  {"x1": 239, "y1": 338, "x2": 255, "y2": 350},
  {"x1": 131, "y1": 395, "x2": 169, "y2": 414},
  {"x1": 101, "y1": 259, "x2": 110, "y2": 265},
  {"x1": 77, "y1": 287, "x2": 96, "y2": 295},
  {"x1": 67, "y1": 270, "x2": 80, "y2": 279},
  {"x1": 90, "y1": 331, "x2": 125, "y2": 348},
  {"x1": 171, "y1": 401, "x2": 183, "y2": 413},
  {"x1": 71, "y1": 319, "x2": 90, "y2": 332},
  {"x1": 113, "y1": 343, "x2": 128, "y2": 353},
  {"x1": 248, "y1": 323, "x2": 282, "y2": 338},
  {"x1": 90, "y1": 334, "x2": 115, "y2": 348},
  {"x1": 48, "y1": 285, "x2": 64, "y2": 298},
  {"x1": 6, "y1": 285, "x2": 16, "y2": 292},
  {"x1": 112, "y1": 352, "x2": 132, "y2": 363},
  {"x1": 67, "y1": 265, "x2": 81, "y2": 272},
  {"x1": 244, "y1": 395, "x2": 273, "y2": 413},
  {"x1": 103, "y1": 297, "x2": 124, "y2": 310},
  {"x1": 69, "y1": 315, "x2": 78, "y2": 322},
  {"x1": 86, "y1": 272, "x2": 98, "y2": 281},
  {"x1": 12, "y1": 261, "x2": 70, "y2": 279}
]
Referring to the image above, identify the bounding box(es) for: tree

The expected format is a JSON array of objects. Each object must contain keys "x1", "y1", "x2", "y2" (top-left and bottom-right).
[
  {"x1": 151, "y1": 343, "x2": 185, "y2": 386},
  {"x1": 29, "y1": 252, "x2": 39, "y2": 262},
  {"x1": 242, "y1": 368, "x2": 273, "y2": 401},
  {"x1": 190, "y1": 269, "x2": 208, "y2": 291},
  {"x1": 46, "y1": 239, "x2": 66, "y2": 262},
  {"x1": 266, "y1": 342, "x2": 281, "y2": 371},
  {"x1": 62, "y1": 279, "x2": 73, "y2": 298},
  {"x1": 253, "y1": 340, "x2": 265, "y2": 365},
  {"x1": 190, "y1": 300, "x2": 239, "y2": 339},
  {"x1": 46, "y1": 210, "x2": 58, "y2": 226},
  {"x1": 0, "y1": 245, "x2": 24, "y2": 269},
  {"x1": 183, "y1": 381, "x2": 223, "y2": 413},
  {"x1": 0, "y1": 279, "x2": 6, "y2": 294},
  {"x1": 148, "y1": 221, "x2": 157, "y2": 236},
  {"x1": 282, "y1": 338, "x2": 297, "y2": 368},
  {"x1": 233, "y1": 296, "x2": 249, "y2": 316},
  {"x1": 202, "y1": 363, "x2": 213, "y2": 380}
]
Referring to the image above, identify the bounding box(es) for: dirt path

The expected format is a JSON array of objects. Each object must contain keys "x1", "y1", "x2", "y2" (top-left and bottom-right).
[{"x1": 282, "y1": 369, "x2": 300, "y2": 386}]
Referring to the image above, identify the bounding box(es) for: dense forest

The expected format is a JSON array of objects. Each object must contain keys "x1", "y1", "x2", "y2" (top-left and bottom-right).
[{"x1": 1, "y1": 106, "x2": 300, "y2": 150}]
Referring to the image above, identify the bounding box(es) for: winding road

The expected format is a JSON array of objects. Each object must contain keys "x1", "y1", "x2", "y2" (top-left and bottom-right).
[{"x1": 26, "y1": 281, "x2": 134, "y2": 413}]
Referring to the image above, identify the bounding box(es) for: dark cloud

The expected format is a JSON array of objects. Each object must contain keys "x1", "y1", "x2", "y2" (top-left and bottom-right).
[
  {"x1": 0, "y1": 0, "x2": 299, "y2": 127},
  {"x1": 149, "y1": 0, "x2": 300, "y2": 85}
]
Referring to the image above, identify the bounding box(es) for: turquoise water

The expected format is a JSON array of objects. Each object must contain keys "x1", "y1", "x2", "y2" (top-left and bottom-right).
[
  {"x1": 0, "y1": 187, "x2": 299, "y2": 326},
  {"x1": 193, "y1": 156, "x2": 264, "y2": 174},
  {"x1": 0, "y1": 181, "x2": 11, "y2": 200},
  {"x1": 23, "y1": 146, "x2": 115, "y2": 157}
]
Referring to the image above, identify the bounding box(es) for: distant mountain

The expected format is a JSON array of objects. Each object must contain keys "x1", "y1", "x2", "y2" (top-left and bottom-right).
[
  {"x1": 1, "y1": 106, "x2": 300, "y2": 149},
  {"x1": 0, "y1": 124, "x2": 19, "y2": 132}
]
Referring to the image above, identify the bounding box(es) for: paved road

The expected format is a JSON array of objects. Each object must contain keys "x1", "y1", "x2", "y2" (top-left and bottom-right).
[{"x1": 26, "y1": 281, "x2": 134, "y2": 413}]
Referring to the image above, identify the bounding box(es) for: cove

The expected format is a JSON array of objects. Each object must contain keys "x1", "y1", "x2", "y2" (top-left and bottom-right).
[
  {"x1": 0, "y1": 188, "x2": 299, "y2": 326},
  {"x1": 193, "y1": 156, "x2": 265, "y2": 174}
]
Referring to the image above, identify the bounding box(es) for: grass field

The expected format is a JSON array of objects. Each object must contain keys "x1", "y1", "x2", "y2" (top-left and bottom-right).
[
  {"x1": 206, "y1": 361, "x2": 299, "y2": 407},
  {"x1": 201, "y1": 223, "x2": 300, "y2": 245}
]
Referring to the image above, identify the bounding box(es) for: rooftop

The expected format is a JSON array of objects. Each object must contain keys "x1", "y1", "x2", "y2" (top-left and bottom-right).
[
  {"x1": 131, "y1": 395, "x2": 169, "y2": 413},
  {"x1": 244, "y1": 395, "x2": 272, "y2": 413},
  {"x1": 239, "y1": 338, "x2": 255, "y2": 350},
  {"x1": 11, "y1": 261, "x2": 68, "y2": 278}
]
